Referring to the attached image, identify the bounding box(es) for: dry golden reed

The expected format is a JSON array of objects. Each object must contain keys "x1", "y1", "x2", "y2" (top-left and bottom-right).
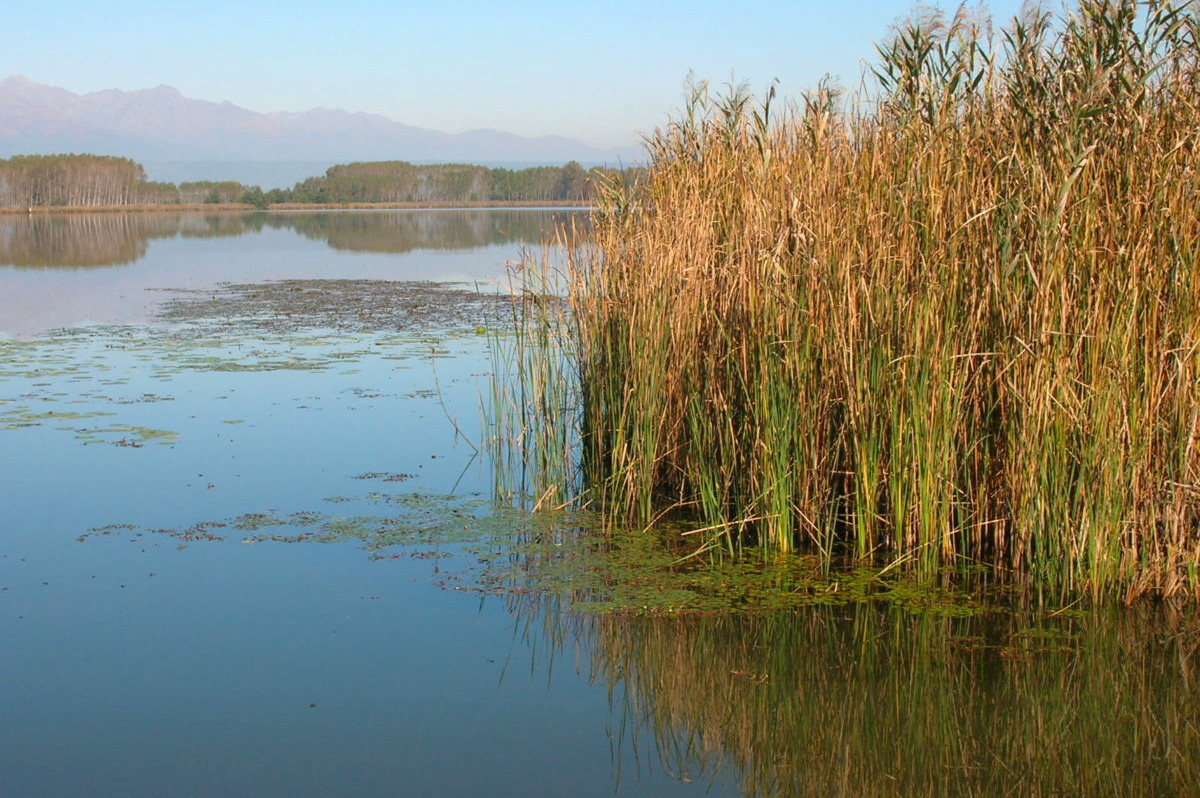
[{"x1": 506, "y1": 0, "x2": 1200, "y2": 601}]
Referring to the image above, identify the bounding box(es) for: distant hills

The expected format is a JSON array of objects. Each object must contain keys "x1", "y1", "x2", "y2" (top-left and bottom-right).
[{"x1": 0, "y1": 76, "x2": 642, "y2": 177}]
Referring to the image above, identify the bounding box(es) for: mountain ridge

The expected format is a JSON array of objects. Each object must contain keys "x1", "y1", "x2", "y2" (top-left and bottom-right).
[{"x1": 0, "y1": 76, "x2": 639, "y2": 168}]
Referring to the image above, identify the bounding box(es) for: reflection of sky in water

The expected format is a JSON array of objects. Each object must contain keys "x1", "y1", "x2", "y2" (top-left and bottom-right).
[
  {"x1": 0, "y1": 211, "x2": 730, "y2": 798},
  {"x1": 0, "y1": 326, "x2": 730, "y2": 798},
  {"x1": 0, "y1": 210, "x2": 578, "y2": 338}
]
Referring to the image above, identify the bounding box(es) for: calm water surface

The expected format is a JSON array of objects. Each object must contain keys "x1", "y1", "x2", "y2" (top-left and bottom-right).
[
  {"x1": 0, "y1": 211, "x2": 737, "y2": 798},
  {"x1": 1, "y1": 211, "x2": 1197, "y2": 797}
]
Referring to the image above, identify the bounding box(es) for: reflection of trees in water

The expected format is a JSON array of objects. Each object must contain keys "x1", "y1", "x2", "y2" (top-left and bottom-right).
[
  {"x1": 176, "y1": 213, "x2": 269, "y2": 239},
  {"x1": 0, "y1": 214, "x2": 175, "y2": 268},
  {"x1": 266, "y1": 210, "x2": 583, "y2": 253},
  {"x1": 511, "y1": 592, "x2": 1200, "y2": 797},
  {"x1": 0, "y1": 213, "x2": 263, "y2": 268},
  {"x1": 0, "y1": 210, "x2": 581, "y2": 267}
]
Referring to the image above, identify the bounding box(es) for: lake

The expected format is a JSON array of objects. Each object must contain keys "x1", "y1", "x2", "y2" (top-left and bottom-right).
[{"x1": 2, "y1": 210, "x2": 1198, "y2": 797}]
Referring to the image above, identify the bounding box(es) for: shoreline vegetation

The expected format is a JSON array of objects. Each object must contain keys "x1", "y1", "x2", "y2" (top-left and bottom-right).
[
  {"x1": 0, "y1": 156, "x2": 633, "y2": 211},
  {"x1": 502, "y1": 0, "x2": 1200, "y2": 603},
  {"x1": 0, "y1": 199, "x2": 589, "y2": 214}
]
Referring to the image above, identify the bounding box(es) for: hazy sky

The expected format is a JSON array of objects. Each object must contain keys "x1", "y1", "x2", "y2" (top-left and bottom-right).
[{"x1": 5, "y1": 0, "x2": 1033, "y2": 148}]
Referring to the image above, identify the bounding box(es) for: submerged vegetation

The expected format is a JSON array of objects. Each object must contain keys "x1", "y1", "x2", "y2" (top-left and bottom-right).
[{"x1": 502, "y1": 0, "x2": 1200, "y2": 602}]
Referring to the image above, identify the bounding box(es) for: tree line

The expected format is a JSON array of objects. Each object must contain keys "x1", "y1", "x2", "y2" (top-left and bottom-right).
[
  {"x1": 0, "y1": 154, "x2": 639, "y2": 208},
  {"x1": 0, "y1": 155, "x2": 153, "y2": 207}
]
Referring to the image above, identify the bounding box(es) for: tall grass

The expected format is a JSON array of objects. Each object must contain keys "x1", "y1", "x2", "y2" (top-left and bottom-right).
[
  {"x1": 503, "y1": 0, "x2": 1200, "y2": 600},
  {"x1": 489, "y1": 221, "x2": 585, "y2": 510}
]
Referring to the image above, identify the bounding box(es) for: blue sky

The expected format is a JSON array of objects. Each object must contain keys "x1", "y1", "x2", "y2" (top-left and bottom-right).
[{"x1": 5, "y1": 0, "x2": 1031, "y2": 148}]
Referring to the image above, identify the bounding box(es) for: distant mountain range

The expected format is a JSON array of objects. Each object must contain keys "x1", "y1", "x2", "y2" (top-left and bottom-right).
[{"x1": 0, "y1": 76, "x2": 642, "y2": 175}]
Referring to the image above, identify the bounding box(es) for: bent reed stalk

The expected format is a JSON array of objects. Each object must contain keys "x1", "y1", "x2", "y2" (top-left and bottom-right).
[{"x1": 503, "y1": 0, "x2": 1200, "y2": 601}]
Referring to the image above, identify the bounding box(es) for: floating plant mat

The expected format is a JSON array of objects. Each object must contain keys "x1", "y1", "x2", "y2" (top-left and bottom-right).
[
  {"x1": 1, "y1": 279, "x2": 509, "y2": 447},
  {"x1": 75, "y1": 480, "x2": 1162, "y2": 679},
  {"x1": 155, "y1": 279, "x2": 514, "y2": 337},
  {"x1": 0, "y1": 333, "x2": 388, "y2": 442},
  {"x1": 75, "y1": 479, "x2": 1027, "y2": 622},
  {"x1": 0, "y1": 296, "x2": 491, "y2": 447}
]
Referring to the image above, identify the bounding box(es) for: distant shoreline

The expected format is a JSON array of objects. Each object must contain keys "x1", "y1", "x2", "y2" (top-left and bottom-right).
[{"x1": 0, "y1": 200, "x2": 591, "y2": 215}]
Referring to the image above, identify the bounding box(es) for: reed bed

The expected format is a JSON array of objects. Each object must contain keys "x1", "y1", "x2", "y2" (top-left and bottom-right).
[{"x1": 501, "y1": 0, "x2": 1200, "y2": 600}]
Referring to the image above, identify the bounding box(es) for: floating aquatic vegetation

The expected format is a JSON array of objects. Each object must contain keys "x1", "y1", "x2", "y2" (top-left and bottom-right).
[
  {"x1": 0, "y1": 407, "x2": 117, "y2": 429},
  {"x1": 0, "y1": 281, "x2": 495, "y2": 455},
  {"x1": 74, "y1": 423, "x2": 180, "y2": 446},
  {"x1": 75, "y1": 485, "x2": 1001, "y2": 618},
  {"x1": 353, "y1": 472, "x2": 416, "y2": 482},
  {"x1": 156, "y1": 279, "x2": 515, "y2": 337}
]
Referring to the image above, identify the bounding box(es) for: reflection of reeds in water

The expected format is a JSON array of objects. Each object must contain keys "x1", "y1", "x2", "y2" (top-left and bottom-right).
[
  {"x1": 504, "y1": 2, "x2": 1200, "y2": 599},
  {"x1": 510, "y1": 591, "x2": 1200, "y2": 797}
]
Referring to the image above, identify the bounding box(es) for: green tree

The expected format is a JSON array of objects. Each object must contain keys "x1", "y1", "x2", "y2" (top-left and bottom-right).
[
  {"x1": 557, "y1": 161, "x2": 588, "y2": 201},
  {"x1": 240, "y1": 186, "x2": 269, "y2": 209}
]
